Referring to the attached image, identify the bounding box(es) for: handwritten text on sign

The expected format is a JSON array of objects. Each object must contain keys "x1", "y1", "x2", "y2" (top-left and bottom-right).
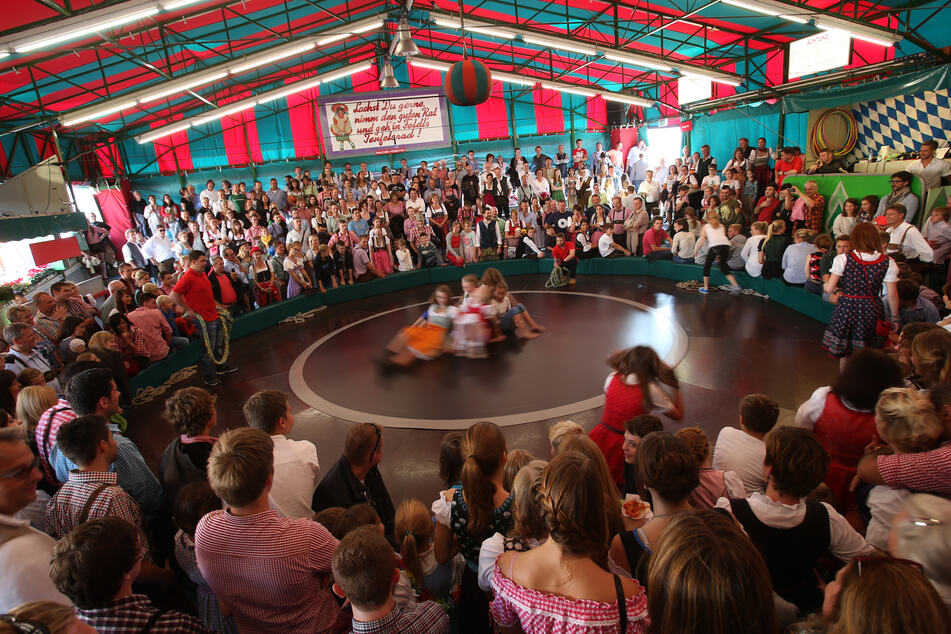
[{"x1": 320, "y1": 90, "x2": 449, "y2": 158}]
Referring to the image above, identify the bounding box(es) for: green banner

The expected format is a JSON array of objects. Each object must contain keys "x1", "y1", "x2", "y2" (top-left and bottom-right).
[
  {"x1": 784, "y1": 173, "x2": 925, "y2": 232},
  {"x1": 0, "y1": 213, "x2": 89, "y2": 242}
]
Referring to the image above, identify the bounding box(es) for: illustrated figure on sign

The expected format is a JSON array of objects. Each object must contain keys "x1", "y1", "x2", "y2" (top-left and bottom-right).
[{"x1": 330, "y1": 103, "x2": 356, "y2": 150}]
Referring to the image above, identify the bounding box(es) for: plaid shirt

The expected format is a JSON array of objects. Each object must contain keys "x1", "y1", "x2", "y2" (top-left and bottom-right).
[
  {"x1": 351, "y1": 601, "x2": 449, "y2": 634},
  {"x1": 111, "y1": 325, "x2": 149, "y2": 359},
  {"x1": 126, "y1": 306, "x2": 171, "y2": 362},
  {"x1": 195, "y1": 509, "x2": 339, "y2": 633},
  {"x1": 34, "y1": 399, "x2": 76, "y2": 483},
  {"x1": 76, "y1": 594, "x2": 209, "y2": 633},
  {"x1": 878, "y1": 442, "x2": 951, "y2": 496},
  {"x1": 62, "y1": 297, "x2": 95, "y2": 320},
  {"x1": 46, "y1": 471, "x2": 148, "y2": 559},
  {"x1": 33, "y1": 313, "x2": 62, "y2": 343},
  {"x1": 804, "y1": 193, "x2": 826, "y2": 233}
]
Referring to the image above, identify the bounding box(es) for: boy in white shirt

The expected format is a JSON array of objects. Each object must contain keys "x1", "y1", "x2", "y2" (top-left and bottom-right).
[
  {"x1": 243, "y1": 390, "x2": 320, "y2": 519},
  {"x1": 713, "y1": 394, "x2": 779, "y2": 495},
  {"x1": 701, "y1": 164, "x2": 722, "y2": 190}
]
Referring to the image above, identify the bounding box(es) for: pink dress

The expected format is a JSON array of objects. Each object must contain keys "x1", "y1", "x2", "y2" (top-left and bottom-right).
[
  {"x1": 369, "y1": 228, "x2": 393, "y2": 274},
  {"x1": 490, "y1": 564, "x2": 649, "y2": 633}
]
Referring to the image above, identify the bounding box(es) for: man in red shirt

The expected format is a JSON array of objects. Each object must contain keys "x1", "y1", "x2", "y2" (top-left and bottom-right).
[
  {"x1": 774, "y1": 147, "x2": 803, "y2": 188},
  {"x1": 170, "y1": 251, "x2": 236, "y2": 387},
  {"x1": 551, "y1": 232, "x2": 577, "y2": 285}
]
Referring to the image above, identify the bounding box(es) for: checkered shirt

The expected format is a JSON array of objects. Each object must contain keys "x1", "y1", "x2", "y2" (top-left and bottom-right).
[
  {"x1": 804, "y1": 194, "x2": 826, "y2": 233},
  {"x1": 126, "y1": 306, "x2": 171, "y2": 361},
  {"x1": 76, "y1": 594, "x2": 209, "y2": 633},
  {"x1": 351, "y1": 601, "x2": 449, "y2": 634},
  {"x1": 878, "y1": 442, "x2": 951, "y2": 497},
  {"x1": 33, "y1": 399, "x2": 77, "y2": 483},
  {"x1": 33, "y1": 313, "x2": 61, "y2": 343},
  {"x1": 45, "y1": 471, "x2": 149, "y2": 559},
  {"x1": 195, "y1": 509, "x2": 339, "y2": 633},
  {"x1": 62, "y1": 297, "x2": 95, "y2": 320}
]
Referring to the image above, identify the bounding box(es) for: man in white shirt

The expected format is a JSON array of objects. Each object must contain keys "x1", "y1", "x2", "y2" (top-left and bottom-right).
[
  {"x1": 637, "y1": 170, "x2": 662, "y2": 213},
  {"x1": 883, "y1": 204, "x2": 934, "y2": 263},
  {"x1": 199, "y1": 180, "x2": 217, "y2": 207},
  {"x1": 908, "y1": 139, "x2": 950, "y2": 191},
  {"x1": 3, "y1": 323, "x2": 60, "y2": 393},
  {"x1": 712, "y1": 394, "x2": 779, "y2": 495},
  {"x1": 0, "y1": 426, "x2": 70, "y2": 611},
  {"x1": 143, "y1": 195, "x2": 163, "y2": 236},
  {"x1": 243, "y1": 390, "x2": 320, "y2": 520},
  {"x1": 142, "y1": 225, "x2": 177, "y2": 273}
]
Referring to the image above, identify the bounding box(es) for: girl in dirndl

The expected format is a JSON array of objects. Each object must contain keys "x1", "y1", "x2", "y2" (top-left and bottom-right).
[
  {"x1": 821, "y1": 223, "x2": 900, "y2": 369},
  {"x1": 385, "y1": 285, "x2": 458, "y2": 367},
  {"x1": 446, "y1": 222, "x2": 465, "y2": 267},
  {"x1": 369, "y1": 216, "x2": 394, "y2": 275},
  {"x1": 462, "y1": 221, "x2": 478, "y2": 264}
]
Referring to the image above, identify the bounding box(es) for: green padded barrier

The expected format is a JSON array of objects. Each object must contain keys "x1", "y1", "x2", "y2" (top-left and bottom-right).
[{"x1": 128, "y1": 258, "x2": 835, "y2": 394}]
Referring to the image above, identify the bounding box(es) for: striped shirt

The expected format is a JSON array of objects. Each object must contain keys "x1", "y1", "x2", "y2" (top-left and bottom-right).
[
  {"x1": 46, "y1": 471, "x2": 148, "y2": 559},
  {"x1": 878, "y1": 442, "x2": 951, "y2": 497},
  {"x1": 33, "y1": 313, "x2": 61, "y2": 343},
  {"x1": 34, "y1": 399, "x2": 76, "y2": 483},
  {"x1": 61, "y1": 297, "x2": 95, "y2": 320},
  {"x1": 195, "y1": 509, "x2": 339, "y2": 633},
  {"x1": 127, "y1": 306, "x2": 171, "y2": 361},
  {"x1": 76, "y1": 594, "x2": 209, "y2": 633}
]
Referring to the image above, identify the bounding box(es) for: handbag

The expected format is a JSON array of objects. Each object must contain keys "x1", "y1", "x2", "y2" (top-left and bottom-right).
[{"x1": 858, "y1": 254, "x2": 892, "y2": 337}]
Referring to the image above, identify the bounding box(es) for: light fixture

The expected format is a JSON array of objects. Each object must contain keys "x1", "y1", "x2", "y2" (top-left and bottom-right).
[
  {"x1": 379, "y1": 59, "x2": 399, "y2": 88},
  {"x1": 138, "y1": 121, "x2": 192, "y2": 144},
  {"x1": 719, "y1": 0, "x2": 809, "y2": 24},
  {"x1": 432, "y1": 16, "x2": 515, "y2": 40},
  {"x1": 160, "y1": 0, "x2": 207, "y2": 9},
  {"x1": 229, "y1": 41, "x2": 316, "y2": 75},
  {"x1": 541, "y1": 81, "x2": 596, "y2": 97},
  {"x1": 393, "y1": 18, "x2": 421, "y2": 57},
  {"x1": 136, "y1": 71, "x2": 228, "y2": 105},
  {"x1": 0, "y1": 52, "x2": 9, "y2": 58},
  {"x1": 522, "y1": 34, "x2": 596, "y2": 57},
  {"x1": 493, "y1": 71, "x2": 538, "y2": 87},
  {"x1": 12, "y1": 5, "x2": 160, "y2": 53},
  {"x1": 602, "y1": 93, "x2": 650, "y2": 106},
  {"x1": 814, "y1": 22, "x2": 897, "y2": 47},
  {"x1": 720, "y1": 0, "x2": 901, "y2": 45},
  {"x1": 409, "y1": 59, "x2": 451, "y2": 72},
  {"x1": 136, "y1": 62, "x2": 371, "y2": 144},
  {"x1": 602, "y1": 50, "x2": 673, "y2": 72},
  {"x1": 315, "y1": 16, "x2": 385, "y2": 46},
  {"x1": 61, "y1": 99, "x2": 138, "y2": 126},
  {"x1": 681, "y1": 70, "x2": 743, "y2": 87}
]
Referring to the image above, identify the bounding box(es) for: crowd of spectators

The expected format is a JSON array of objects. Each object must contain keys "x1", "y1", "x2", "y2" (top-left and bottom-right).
[{"x1": 1, "y1": 138, "x2": 951, "y2": 633}]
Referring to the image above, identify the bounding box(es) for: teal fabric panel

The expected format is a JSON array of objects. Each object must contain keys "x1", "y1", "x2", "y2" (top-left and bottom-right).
[
  {"x1": 782, "y1": 64, "x2": 951, "y2": 113},
  {"x1": 187, "y1": 120, "x2": 227, "y2": 172},
  {"x1": 450, "y1": 103, "x2": 481, "y2": 143},
  {"x1": 254, "y1": 103, "x2": 296, "y2": 163},
  {"x1": 690, "y1": 103, "x2": 782, "y2": 165}
]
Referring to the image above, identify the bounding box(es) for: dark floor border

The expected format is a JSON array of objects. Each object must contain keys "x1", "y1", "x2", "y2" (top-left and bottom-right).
[{"x1": 129, "y1": 258, "x2": 833, "y2": 394}]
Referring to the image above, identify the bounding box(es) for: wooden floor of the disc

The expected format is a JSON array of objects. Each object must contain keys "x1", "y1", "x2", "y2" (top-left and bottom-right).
[{"x1": 128, "y1": 274, "x2": 837, "y2": 506}]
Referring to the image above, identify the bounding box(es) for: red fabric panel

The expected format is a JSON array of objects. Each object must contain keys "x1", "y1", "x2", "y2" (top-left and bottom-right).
[
  {"x1": 409, "y1": 65, "x2": 444, "y2": 88},
  {"x1": 534, "y1": 86, "x2": 564, "y2": 135},
  {"x1": 610, "y1": 128, "x2": 639, "y2": 149},
  {"x1": 350, "y1": 65, "x2": 378, "y2": 93},
  {"x1": 218, "y1": 92, "x2": 263, "y2": 166},
  {"x1": 95, "y1": 189, "x2": 134, "y2": 251},
  {"x1": 35, "y1": 135, "x2": 57, "y2": 161},
  {"x1": 96, "y1": 140, "x2": 122, "y2": 178},
  {"x1": 766, "y1": 50, "x2": 785, "y2": 86},
  {"x1": 0, "y1": 139, "x2": 7, "y2": 176},
  {"x1": 476, "y1": 81, "x2": 509, "y2": 139},
  {"x1": 30, "y1": 237, "x2": 82, "y2": 267},
  {"x1": 151, "y1": 116, "x2": 193, "y2": 174},
  {"x1": 713, "y1": 63, "x2": 737, "y2": 100},
  {"x1": 586, "y1": 95, "x2": 607, "y2": 132},
  {"x1": 286, "y1": 79, "x2": 322, "y2": 159}
]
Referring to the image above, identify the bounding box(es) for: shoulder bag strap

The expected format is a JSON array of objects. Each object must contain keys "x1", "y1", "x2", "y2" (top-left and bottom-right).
[
  {"x1": 41, "y1": 406, "x2": 71, "y2": 458},
  {"x1": 79, "y1": 482, "x2": 112, "y2": 524},
  {"x1": 614, "y1": 574, "x2": 628, "y2": 632}
]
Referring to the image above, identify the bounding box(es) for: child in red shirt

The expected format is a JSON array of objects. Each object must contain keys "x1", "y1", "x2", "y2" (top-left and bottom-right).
[{"x1": 551, "y1": 232, "x2": 577, "y2": 285}]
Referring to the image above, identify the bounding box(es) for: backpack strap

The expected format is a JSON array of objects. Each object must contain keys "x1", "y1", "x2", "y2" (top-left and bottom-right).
[{"x1": 79, "y1": 482, "x2": 112, "y2": 524}]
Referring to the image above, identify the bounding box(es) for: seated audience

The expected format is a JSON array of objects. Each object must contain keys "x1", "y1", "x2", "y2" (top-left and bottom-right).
[
  {"x1": 332, "y1": 526, "x2": 449, "y2": 633},
  {"x1": 195, "y1": 427, "x2": 340, "y2": 632},
  {"x1": 50, "y1": 517, "x2": 209, "y2": 632},
  {"x1": 159, "y1": 387, "x2": 218, "y2": 509},
  {"x1": 675, "y1": 426, "x2": 744, "y2": 509},
  {"x1": 621, "y1": 414, "x2": 664, "y2": 497},
  {"x1": 491, "y1": 451, "x2": 649, "y2": 633},
  {"x1": 610, "y1": 432, "x2": 698, "y2": 585},
  {"x1": 312, "y1": 422, "x2": 394, "y2": 538},
  {"x1": 719, "y1": 427, "x2": 875, "y2": 613},
  {"x1": 244, "y1": 390, "x2": 319, "y2": 519},
  {"x1": 647, "y1": 510, "x2": 778, "y2": 634},
  {"x1": 712, "y1": 394, "x2": 779, "y2": 495}
]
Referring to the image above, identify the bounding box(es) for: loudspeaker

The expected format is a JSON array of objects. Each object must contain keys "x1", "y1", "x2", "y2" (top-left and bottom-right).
[{"x1": 606, "y1": 101, "x2": 627, "y2": 127}]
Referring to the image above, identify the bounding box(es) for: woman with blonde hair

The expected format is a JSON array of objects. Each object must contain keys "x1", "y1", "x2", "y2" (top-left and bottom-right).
[
  {"x1": 395, "y1": 498, "x2": 457, "y2": 603},
  {"x1": 434, "y1": 421, "x2": 512, "y2": 634},
  {"x1": 822, "y1": 555, "x2": 949, "y2": 634},
  {"x1": 758, "y1": 218, "x2": 789, "y2": 279},
  {"x1": 911, "y1": 327, "x2": 951, "y2": 388},
  {"x1": 2, "y1": 601, "x2": 94, "y2": 634},
  {"x1": 692, "y1": 210, "x2": 741, "y2": 293},
  {"x1": 15, "y1": 385, "x2": 57, "y2": 434},
  {"x1": 889, "y1": 493, "x2": 951, "y2": 610},
  {"x1": 478, "y1": 459, "x2": 549, "y2": 591},
  {"x1": 491, "y1": 452, "x2": 649, "y2": 633},
  {"x1": 647, "y1": 510, "x2": 776, "y2": 634},
  {"x1": 548, "y1": 420, "x2": 584, "y2": 456}
]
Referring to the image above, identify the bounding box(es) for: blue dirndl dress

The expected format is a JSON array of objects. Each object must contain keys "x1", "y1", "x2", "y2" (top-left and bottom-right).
[{"x1": 821, "y1": 252, "x2": 890, "y2": 358}]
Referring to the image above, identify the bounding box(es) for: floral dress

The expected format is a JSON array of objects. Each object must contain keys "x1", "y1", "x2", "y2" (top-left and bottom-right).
[{"x1": 821, "y1": 252, "x2": 890, "y2": 357}]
